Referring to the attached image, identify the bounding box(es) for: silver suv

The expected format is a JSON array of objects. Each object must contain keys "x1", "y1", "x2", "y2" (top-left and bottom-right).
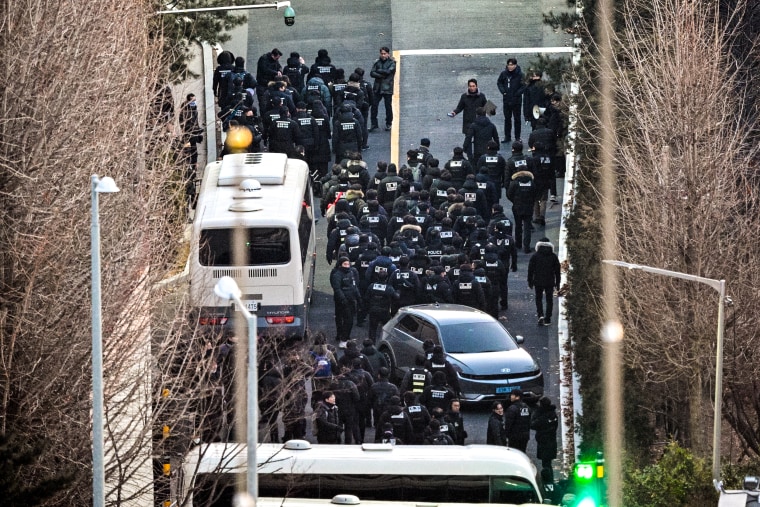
[{"x1": 377, "y1": 304, "x2": 544, "y2": 403}]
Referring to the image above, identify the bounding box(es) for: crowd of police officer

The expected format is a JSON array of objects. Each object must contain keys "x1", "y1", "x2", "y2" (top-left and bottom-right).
[{"x1": 320, "y1": 135, "x2": 564, "y2": 349}]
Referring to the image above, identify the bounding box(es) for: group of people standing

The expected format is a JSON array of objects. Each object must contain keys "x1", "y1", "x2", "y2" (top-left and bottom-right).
[
  {"x1": 210, "y1": 46, "x2": 399, "y2": 187},
  {"x1": 488, "y1": 391, "x2": 559, "y2": 481},
  {"x1": 203, "y1": 47, "x2": 565, "y2": 483},
  {"x1": 309, "y1": 340, "x2": 468, "y2": 447},
  {"x1": 322, "y1": 136, "x2": 561, "y2": 334}
]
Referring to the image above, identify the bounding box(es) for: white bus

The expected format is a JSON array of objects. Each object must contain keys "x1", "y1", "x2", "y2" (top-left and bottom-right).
[
  {"x1": 176, "y1": 440, "x2": 545, "y2": 506},
  {"x1": 255, "y1": 496, "x2": 547, "y2": 507},
  {"x1": 189, "y1": 152, "x2": 316, "y2": 337}
]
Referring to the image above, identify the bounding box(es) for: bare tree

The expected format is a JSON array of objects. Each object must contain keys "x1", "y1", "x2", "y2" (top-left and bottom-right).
[
  {"x1": 0, "y1": 0, "x2": 207, "y2": 504},
  {"x1": 575, "y1": 0, "x2": 760, "y2": 459}
]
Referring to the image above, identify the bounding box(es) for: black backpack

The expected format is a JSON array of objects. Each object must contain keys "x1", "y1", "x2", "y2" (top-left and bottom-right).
[
  {"x1": 347, "y1": 370, "x2": 369, "y2": 400},
  {"x1": 343, "y1": 86, "x2": 365, "y2": 109},
  {"x1": 283, "y1": 65, "x2": 304, "y2": 89},
  {"x1": 228, "y1": 70, "x2": 248, "y2": 86}
]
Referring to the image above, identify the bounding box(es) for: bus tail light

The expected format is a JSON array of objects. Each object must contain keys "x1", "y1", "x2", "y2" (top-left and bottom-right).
[
  {"x1": 265, "y1": 315, "x2": 295, "y2": 325},
  {"x1": 199, "y1": 316, "x2": 228, "y2": 326}
]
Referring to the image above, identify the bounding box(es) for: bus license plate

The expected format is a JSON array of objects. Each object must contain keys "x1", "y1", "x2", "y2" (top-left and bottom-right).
[
  {"x1": 496, "y1": 386, "x2": 520, "y2": 394},
  {"x1": 235, "y1": 301, "x2": 259, "y2": 312}
]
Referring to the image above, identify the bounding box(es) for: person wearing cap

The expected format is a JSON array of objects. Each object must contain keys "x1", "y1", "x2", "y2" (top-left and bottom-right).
[
  {"x1": 256, "y1": 48, "x2": 283, "y2": 100},
  {"x1": 464, "y1": 107, "x2": 500, "y2": 163},
  {"x1": 329, "y1": 68, "x2": 349, "y2": 114},
  {"x1": 424, "y1": 345, "x2": 461, "y2": 395},
  {"x1": 477, "y1": 140, "x2": 508, "y2": 191},
  {"x1": 344, "y1": 73, "x2": 369, "y2": 149},
  {"x1": 363, "y1": 268, "x2": 399, "y2": 343},
  {"x1": 419, "y1": 371, "x2": 456, "y2": 414},
  {"x1": 368, "y1": 367, "x2": 400, "y2": 428},
  {"x1": 267, "y1": 107, "x2": 301, "y2": 158},
  {"x1": 294, "y1": 101, "x2": 319, "y2": 178},
  {"x1": 504, "y1": 389, "x2": 531, "y2": 452},
  {"x1": 283, "y1": 51, "x2": 310, "y2": 94},
  {"x1": 332, "y1": 103, "x2": 363, "y2": 163},
  {"x1": 353, "y1": 68, "x2": 374, "y2": 146},
  {"x1": 390, "y1": 255, "x2": 421, "y2": 313},
  {"x1": 444, "y1": 146, "x2": 474, "y2": 191},
  {"x1": 531, "y1": 396, "x2": 559, "y2": 479},
  {"x1": 423, "y1": 418, "x2": 454, "y2": 445},
  {"x1": 452, "y1": 262, "x2": 485, "y2": 311},
  {"x1": 330, "y1": 256, "x2": 361, "y2": 348},
  {"x1": 308, "y1": 49, "x2": 338, "y2": 85},
  {"x1": 375, "y1": 395, "x2": 412, "y2": 444},
  {"x1": 545, "y1": 92, "x2": 567, "y2": 199},
  {"x1": 506, "y1": 140, "x2": 530, "y2": 183},
  {"x1": 422, "y1": 265, "x2": 453, "y2": 304}
]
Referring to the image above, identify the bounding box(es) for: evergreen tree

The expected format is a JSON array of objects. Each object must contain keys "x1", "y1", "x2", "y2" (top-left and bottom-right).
[{"x1": 0, "y1": 434, "x2": 74, "y2": 506}]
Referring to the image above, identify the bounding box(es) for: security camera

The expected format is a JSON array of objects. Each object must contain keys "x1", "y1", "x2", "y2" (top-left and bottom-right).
[{"x1": 283, "y1": 5, "x2": 295, "y2": 26}]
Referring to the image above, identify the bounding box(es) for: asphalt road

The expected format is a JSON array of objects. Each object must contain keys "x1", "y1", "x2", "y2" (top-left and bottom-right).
[{"x1": 226, "y1": 0, "x2": 573, "y2": 460}]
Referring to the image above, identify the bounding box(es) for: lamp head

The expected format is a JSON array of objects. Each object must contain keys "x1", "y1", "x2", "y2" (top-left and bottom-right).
[
  {"x1": 93, "y1": 175, "x2": 120, "y2": 193},
  {"x1": 214, "y1": 276, "x2": 242, "y2": 301}
]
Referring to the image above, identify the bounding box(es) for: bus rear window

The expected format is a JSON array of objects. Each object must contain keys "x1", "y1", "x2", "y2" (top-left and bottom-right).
[{"x1": 199, "y1": 228, "x2": 290, "y2": 266}]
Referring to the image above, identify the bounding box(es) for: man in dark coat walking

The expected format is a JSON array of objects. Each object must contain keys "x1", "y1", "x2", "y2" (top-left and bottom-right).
[
  {"x1": 527, "y1": 238, "x2": 561, "y2": 326},
  {"x1": 449, "y1": 78, "x2": 488, "y2": 135},
  {"x1": 506, "y1": 169, "x2": 537, "y2": 253},
  {"x1": 531, "y1": 396, "x2": 559, "y2": 480},
  {"x1": 464, "y1": 107, "x2": 500, "y2": 163}
]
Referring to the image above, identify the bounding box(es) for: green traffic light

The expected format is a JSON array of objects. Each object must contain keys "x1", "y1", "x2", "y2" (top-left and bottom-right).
[
  {"x1": 572, "y1": 460, "x2": 603, "y2": 507},
  {"x1": 575, "y1": 463, "x2": 594, "y2": 480}
]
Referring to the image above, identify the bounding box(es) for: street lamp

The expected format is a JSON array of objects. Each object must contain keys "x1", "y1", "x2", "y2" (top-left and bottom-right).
[
  {"x1": 155, "y1": 1, "x2": 293, "y2": 17},
  {"x1": 91, "y1": 175, "x2": 119, "y2": 507},
  {"x1": 213, "y1": 276, "x2": 258, "y2": 500},
  {"x1": 602, "y1": 259, "x2": 727, "y2": 481}
]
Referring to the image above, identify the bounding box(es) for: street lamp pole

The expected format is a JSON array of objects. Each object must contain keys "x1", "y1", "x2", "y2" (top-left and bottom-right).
[
  {"x1": 602, "y1": 259, "x2": 726, "y2": 481},
  {"x1": 155, "y1": 1, "x2": 291, "y2": 15},
  {"x1": 214, "y1": 276, "x2": 258, "y2": 500},
  {"x1": 91, "y1": 175, "x2": 119, "y2": 507}
]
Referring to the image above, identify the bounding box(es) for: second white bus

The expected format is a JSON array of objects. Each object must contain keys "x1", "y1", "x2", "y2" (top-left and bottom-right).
[
  {"x1": 189, "y1": 152, "x2": 316, "y2": 337},
  {"x1": 177, "y1": 440, "x2": 545, "y2": 506}
]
